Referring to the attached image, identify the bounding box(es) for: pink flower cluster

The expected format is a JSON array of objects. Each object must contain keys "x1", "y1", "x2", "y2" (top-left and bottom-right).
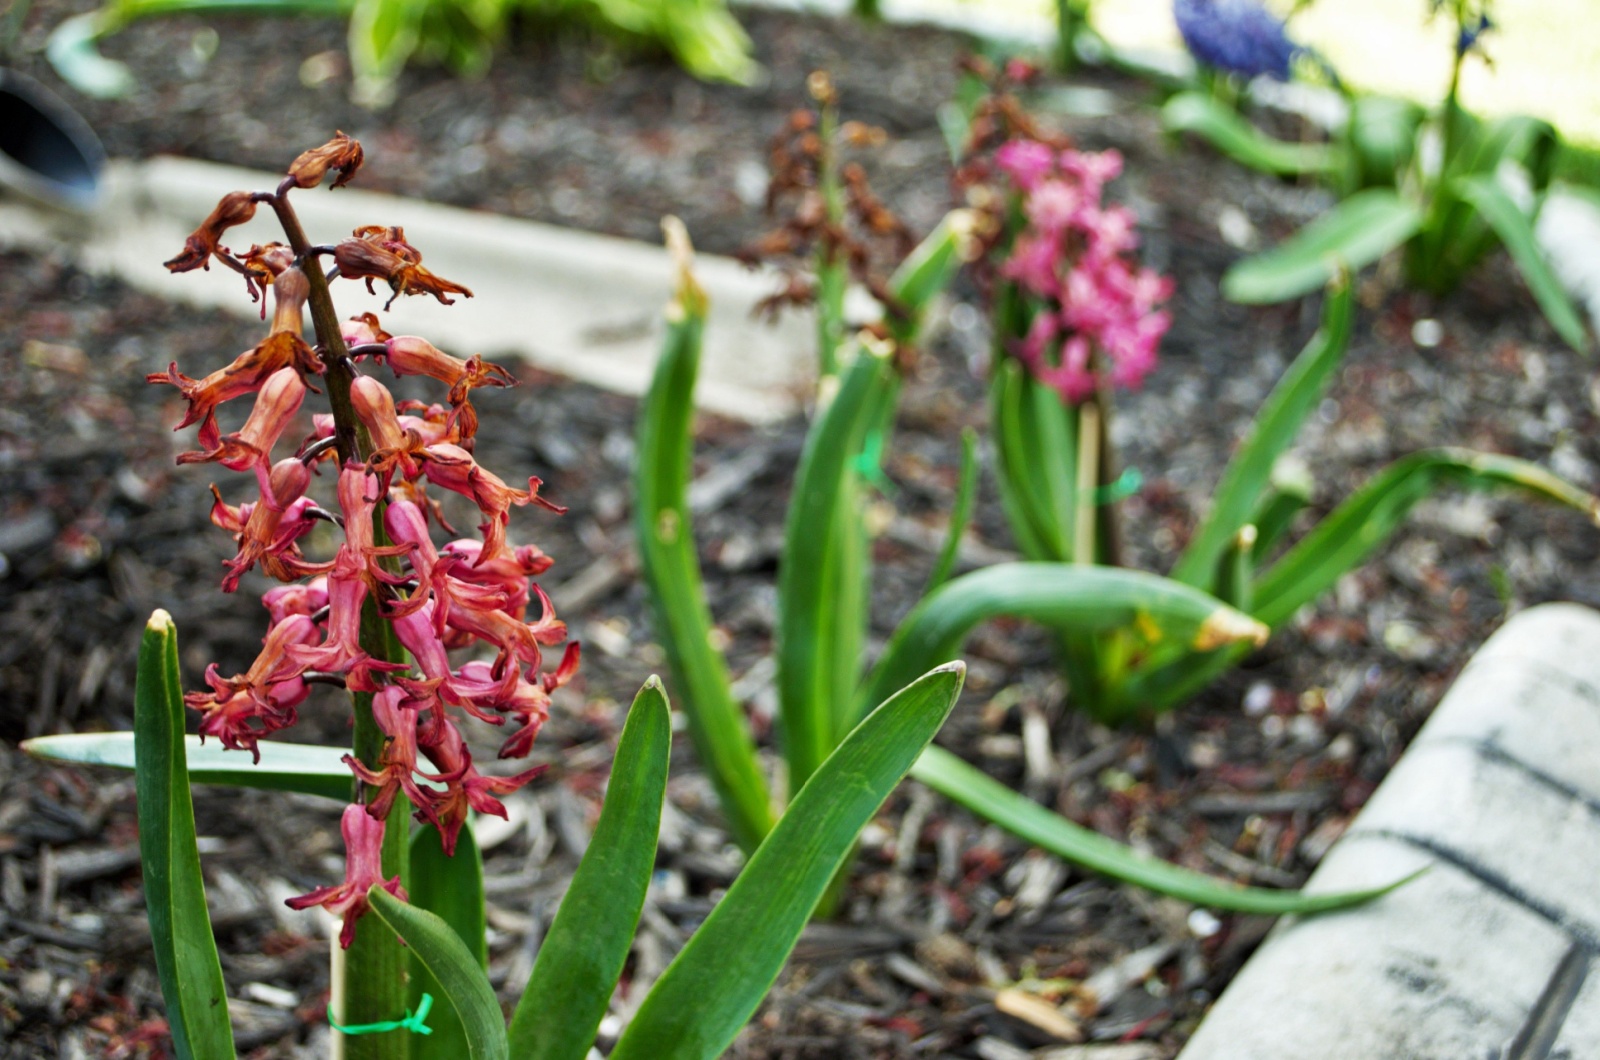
[
  {"x1": 994, "y1": 140, "x2": 1173, "y2": 404},
  {"x1": 153, "y1": 141, "x2": 577, "y2": 947}
]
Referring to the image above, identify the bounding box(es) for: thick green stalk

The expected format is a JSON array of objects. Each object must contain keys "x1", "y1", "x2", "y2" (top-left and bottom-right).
[{"x1": 271, "y1": 186, "x2": 411, "y2": 1058}]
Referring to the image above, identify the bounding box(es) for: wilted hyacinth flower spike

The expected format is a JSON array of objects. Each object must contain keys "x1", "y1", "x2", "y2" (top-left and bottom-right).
[
  {"x1": 152, "y1": 133, "x2": 577, "y2": 946},
  {"x1": 1172, "y1": 0, "x2": 1303, "y2": 81}
]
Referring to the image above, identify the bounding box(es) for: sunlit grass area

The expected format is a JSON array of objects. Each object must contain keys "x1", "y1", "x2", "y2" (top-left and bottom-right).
[{"x1": 895, "y1": 0, "x2": 1600, "y2": 148}]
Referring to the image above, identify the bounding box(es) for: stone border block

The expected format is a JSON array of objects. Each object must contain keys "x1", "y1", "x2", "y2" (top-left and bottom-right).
[{"x1": 1180, "y1": 604, "x2": 1600, "y2": 1059}]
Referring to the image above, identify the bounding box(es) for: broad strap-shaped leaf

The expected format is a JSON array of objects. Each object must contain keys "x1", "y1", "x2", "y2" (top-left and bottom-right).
[
  {"x1": 610, "y1": 664, "x2": 966, "y2": 1060},
  {"x1": 508, "y1": 678, "x2": 671, "y2": 1060},
  {"x1": 1223, "y1": 189, "x2": 1423, "y2": 304},
  {"x1": 22, "y1": 733, "x2": 352, "y2": 800},
  {"x1": 1163, "y1": 91, "x2": 1341, "y2": 177},
  {"x1": 634, "y1": 219, "x2": 772, "y2": 851},
  {"x1": 912, "y1": 745, "x2": 1417, "y2": 914},
  {"x1": 408, "y1": 821, "x2": 486, "y2": 1060},
  {"x1": 1252, "y1": 448, "x2": 1600, "y2": 628},
  {"x1": 776, "y1": 336, "x2": 896, "y2": 792},
  {"x1": 1454, "y1": 174, "x2": 1590, "y2": 352},
  {"x1": 132, "y1": 610, "x2": 236, "y2": 1060},
  {"x1": 366, "y1": 888, "x2": 508, "y2": 1060},
  {"x1": 856, "y1": 564, "x2": 1267, "y2": 727},
  {"x1": 1171, "y1": 279, "x2": 1353, "y2": 589},
  {"x1": 924, "y1": 427, "x2": 980, "y2": 595}
]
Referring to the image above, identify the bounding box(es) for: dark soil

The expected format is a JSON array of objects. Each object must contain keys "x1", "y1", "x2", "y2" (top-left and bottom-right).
[{"x1": 4, "y1": 3, "x2": 1599, "y2": 1059}]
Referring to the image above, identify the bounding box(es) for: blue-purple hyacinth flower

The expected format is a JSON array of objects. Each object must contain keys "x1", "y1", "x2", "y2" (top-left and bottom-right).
[{"x1": 1173, "y1": 0, "x2": 1301, "y2": 81}]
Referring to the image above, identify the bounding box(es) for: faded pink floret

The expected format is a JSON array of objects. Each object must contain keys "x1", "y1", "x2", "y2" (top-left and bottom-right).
[
  {"x1": 997, "y1": 144, "x2": 1171, "y2": 403},
  {"x1": 285, "y1": 804, "x2": 406, "y2": 948}
]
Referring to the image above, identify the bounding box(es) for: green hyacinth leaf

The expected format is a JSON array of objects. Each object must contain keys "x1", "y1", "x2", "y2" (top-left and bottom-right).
[
  {"x1": 1163, "y1": 91, "x2": 1341, "y2": 177},
  {"x1": 1252, "y1": 448, "x2": 1600, "y2": 628},
  {"x1": 132, "y1": 610, "x2": 236, "y2": 1060},
  {"x1": 912, "y1": 745, "x2": 1418, "y2": 914},
  {"x1": 22, "y1": 732, "x2": 352, "y2": 801},
  {"x1": 610, "y1": 664, "x2": 966, "y2": 1060},
  {"x1": 856, "y1": 564, "x2": 1267, "y2": 726},
  {"x1": 634, "y1": 220, "x2": 772, "y2": 851},
  {"x1": 1455, "y1": 174, "x2": 1589, "y2": 352},
  {"x1": 508, "y1": 678, "x2": 671, "y2": 1060},
  {"x1": 407, "y1": 821, "x2": 486, "y2": 1060},
  {"x1": 1172, "y1": 277, "x2": 1353, "y2": 589},
  {"x1": 1223, "y1": 188, "x2": 1423, "y2": 304},
  {"x1": 366, "y1": 888, "x2": 507, "y2": 1060}
]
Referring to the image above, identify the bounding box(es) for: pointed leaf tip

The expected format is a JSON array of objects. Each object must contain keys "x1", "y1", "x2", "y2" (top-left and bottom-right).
[{"x1": 1193, "y1": 608, "x2": 1270, "y2": 652}]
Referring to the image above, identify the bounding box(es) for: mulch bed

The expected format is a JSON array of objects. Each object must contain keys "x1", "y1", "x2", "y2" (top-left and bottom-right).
[{"x1": 3, "y1": 3, "x2": 1599, "y2": 1058}]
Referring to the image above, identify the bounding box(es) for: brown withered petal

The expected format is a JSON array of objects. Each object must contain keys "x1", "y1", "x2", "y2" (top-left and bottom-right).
[
  {"x1": 288, "y1": 132, "x2": 364, "y2": 189},
  {"x1": 400, "y1": 265, "x2": 473, "y2": 307},
  {"x1": 165, "y1": 191, "x2": 258, "y2": 273}
]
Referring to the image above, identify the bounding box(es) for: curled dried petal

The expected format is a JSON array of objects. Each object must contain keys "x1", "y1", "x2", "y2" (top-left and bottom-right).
[
  {"x1": 166, "y1": 191, "x2": 258, "y2": 273},
  {"x1": 287, "y1": 132, "x2": 364, "y2": 189}
]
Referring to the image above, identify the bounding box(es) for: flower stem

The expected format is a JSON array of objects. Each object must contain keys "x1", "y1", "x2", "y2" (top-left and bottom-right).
[{"x1": 270, "y1": 185, "x2": 411, "y2": 1060}]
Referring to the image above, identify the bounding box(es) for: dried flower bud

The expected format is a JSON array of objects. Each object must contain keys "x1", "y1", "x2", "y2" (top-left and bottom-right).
[
  {"x1": 287, "y1": 131, "x2": 364, "y2": 189},
  {"x1": 165, "y1": 191, "x2": 258, "y2": 273}
]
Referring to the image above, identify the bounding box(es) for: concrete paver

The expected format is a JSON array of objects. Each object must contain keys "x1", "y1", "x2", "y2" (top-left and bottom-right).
[{"x1": 1180, "y1": 604, "x2": 1600, "y2": 1060}]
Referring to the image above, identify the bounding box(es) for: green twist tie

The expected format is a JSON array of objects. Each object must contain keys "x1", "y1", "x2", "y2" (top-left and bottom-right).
[
  {"x1": 1092, "y1": 467, "x2": 1143, "y2": 505},
  {"x1": 328, "y1": 993, "x2": 434, "y2": 1037},
  {"x1": 852, "y1": 428, "x2": 896, "y2": 495}
]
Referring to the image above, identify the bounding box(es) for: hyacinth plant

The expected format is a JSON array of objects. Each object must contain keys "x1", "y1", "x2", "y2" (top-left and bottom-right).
[
  {"x1": 1164, "y1": 0, "x2": 1590, "y2": 350},
  {"x1": 23, "y1": 134, "x2": 982, "y2": 1060},
  {"x1": 636, "y1": 77, "x2": 1424, "y2": 918},
  {"x1": 960, "y1": 76, "x2": 1600, "y2": 724}
]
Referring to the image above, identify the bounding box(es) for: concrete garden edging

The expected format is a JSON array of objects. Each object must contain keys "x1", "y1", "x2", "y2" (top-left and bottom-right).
[
  {"x1": 0, "y1": 156, "x2": 815, "y2": 424},
  {"x1": 1179, "y1": 602, "x2": 1600, "y2": 1060}
]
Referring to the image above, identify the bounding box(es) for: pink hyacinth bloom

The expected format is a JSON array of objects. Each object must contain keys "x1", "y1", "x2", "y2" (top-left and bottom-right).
[
  {"x1": 415, "y1": 718, "x2": 545, "y2": 856},
  {"x1": 1059, "y1": 148, "x2": 1122, "y2": 195},
  {"x1": 186, "y1": 612, "x2": 320, "y2": 760},
  {"x1": 995, "y1": 139, "x2": 1056, "y2": 192},
  {"x1": 1024, "y1": 180, "x2": 1083, "y2": 235},
  {"x1": 1000, "y1": 233, "x2": 1062, "y2": 298},
  {"x1": 285, "y1": 804, "x2": 406, "y2": 948}
]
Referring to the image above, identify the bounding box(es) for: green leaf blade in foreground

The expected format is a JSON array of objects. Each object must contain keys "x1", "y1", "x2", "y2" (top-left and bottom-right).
[
  {"x1": 21, "y1": 733, "x2": 352, "y2": 800},
  {"x1": 408, "y1": 821, "x2": 486, "y2": 1060},
  {"x1": 912, "y1": 745, "x2": 1415, "y2": 914},
  {"x1": 366, "y1": 888, "x2": 508, "y2": 1060},
  {"x1": 857, "y1": 564, "x2": 1267, "y2": 726},
  {"x1": 1162, "y1": 91, "x2": 1341, "y2": 178},
  {"x1": 634, "y1": 220, "x2": 772, "y2": 852},
  {"x1": 1171, "y1": 278, "x2": 1354, "y2": 588},
  {"x1": 1252, "y1": 448, "x2": 1600, "y2": 629},
  {"x1": 1223, "y1": 189, "x2": 1423, "y2": 304},
  {"x1": 611, "y1": 664, "x2": 967, "y2": 1060},
  {"x1": 1454, "y1": 174, "x2": 1590, "y2": 352},
  {"x1": 508, "y1": 678, "x2": 671, "y2": 1060},
  {"x1": 133, "y1": 610, "x2": 236, "y2": 1060}
]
